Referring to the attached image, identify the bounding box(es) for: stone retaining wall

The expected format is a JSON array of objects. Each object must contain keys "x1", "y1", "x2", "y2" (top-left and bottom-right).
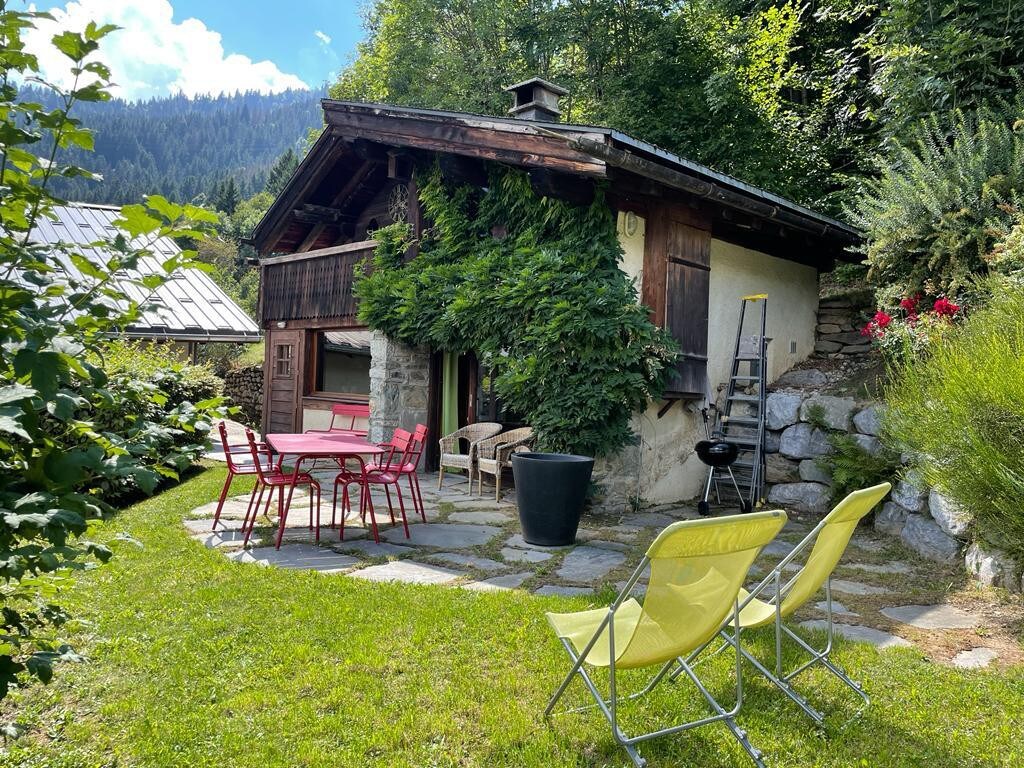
[
  {"x1": 763, "y1": 387, "x2": 1022, "y2": 593},
  {"x1": 814, "y1": 295, "x2": 873, "y2": 357},
  {"x1": 224, "y1": 364, "x2": 262, "y2": 428}
]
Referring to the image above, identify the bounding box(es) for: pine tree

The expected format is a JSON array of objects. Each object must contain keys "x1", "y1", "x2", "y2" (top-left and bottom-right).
[
  {"x1": 265, "y1": 148, "x2": 299, "y2": 196},
  {"x1": 216, "y1": 177, "x2": 240, "y2": 215}
]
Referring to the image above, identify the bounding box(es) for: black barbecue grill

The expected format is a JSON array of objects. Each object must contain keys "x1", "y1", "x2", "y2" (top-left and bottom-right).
[{"x1": 695, "y1": 407, "x2": 750, "y2": 516}]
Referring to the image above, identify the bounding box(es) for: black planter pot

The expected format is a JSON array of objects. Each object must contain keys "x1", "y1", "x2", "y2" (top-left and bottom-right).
[{"x1": 511, "y1": 452, "x2": 595, "y2": 546}]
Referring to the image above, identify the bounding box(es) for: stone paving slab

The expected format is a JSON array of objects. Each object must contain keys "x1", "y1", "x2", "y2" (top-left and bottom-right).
[
  {"x1": 813, "y1": 600, "x2": 859, "y2": 618},
  {"x1": 463, "y1": 572, "x2": 533, "y2": 592},
  {"x1": 332, "y1": 539, "x2": 415, "y2": 558},
  {"x1": 849, "y1": 535, "x2": 886, "y2": 553},
  {"x1": 844, "y1": 561, "x2": 912, "y2": 575},
  {"x1": 830, "y1": 578, "x2": 891, "y2": 596},
  {"x1": 504, "y1": 533, "x2": 574, "y2": 551},
  {"x1": 799, "y1": 620, "x2": 911, "y2": 649},
  {"x1": 500, "y1": 547, "x2": 552, "y2": 564},
  {"x1": 428, "y1": 552, "x2": 508, "y2": 572},
  {"x1": 535, "y1": 585, "x2": 594, "y2": 597},
  {"x1": 879, "y1": 604, "x2": 981, "y2": 630},
  {"x1": 447, "y1": 510, "x2": 514, "y2": 525},
  {"x1": 619, "y1": 511, "x2": 682, "y2": 528},
  {"x1": 381, "y1": 523, "x2": 503, "y2": 549},
  {"x1": 229, "y1": 544, "x2": 359, "y2": 573},
  {"x1": 349, "y1": 560, "x2": 464, "y2": 585},
  {"x1": 761, "y1": 539, "x2": 795, "y2": 558},
  {"x1": 951, "y1": 647, "x2": 998, "y2": 669},
  {"x1": 557, "y1": 546, "x2": 626, "y2": 582},
  {"x1": 184, "y1": 518, "x2": 244, "y2": 534},
  {"x1": 193, "y1": 529, "x2": 259, "y2": 549}
]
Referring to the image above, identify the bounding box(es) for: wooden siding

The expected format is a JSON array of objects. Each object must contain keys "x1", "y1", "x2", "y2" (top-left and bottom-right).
[{"x1": 260, "y1": 241, "x2": 375, "y2": 326}]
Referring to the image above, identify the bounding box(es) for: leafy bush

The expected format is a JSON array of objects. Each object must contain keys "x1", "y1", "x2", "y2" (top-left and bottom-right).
[
  {"x1": 0, "y1": 10, "x2": 226, "y2": 711},
  {"x1": 850, "y1": 103, "x2": 1024, "y2": 298},
  {"x1": 884, "y1": 281, "x2": 1024, "y2": 556},
  {"x1": 355, "y1": 165, "x2": 678, "y2": 458},
  {"x1": 818, "y1": 433, "x2": 900, "y2": 505},
  {"x1": 101, "y1": 339, "x2": 222, "y2": 404}
]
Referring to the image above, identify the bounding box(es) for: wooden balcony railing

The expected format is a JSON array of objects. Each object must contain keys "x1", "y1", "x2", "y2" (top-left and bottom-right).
[{"x1": 260, "y1": 240, "x2": 375, "y2": 327}]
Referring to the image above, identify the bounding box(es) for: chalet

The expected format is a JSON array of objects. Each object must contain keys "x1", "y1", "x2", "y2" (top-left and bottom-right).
[
  {"x1": 249, "y1": 79, "x2": 859, "y2": 506},
  {"x1": 32, "y1": 203, "x2": 261, "y2": 356}
]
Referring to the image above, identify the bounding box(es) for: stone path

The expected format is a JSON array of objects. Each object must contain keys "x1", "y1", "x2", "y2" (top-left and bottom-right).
[{"x1": 186, "y1": 470, "x2": 1012, "y2": 669}]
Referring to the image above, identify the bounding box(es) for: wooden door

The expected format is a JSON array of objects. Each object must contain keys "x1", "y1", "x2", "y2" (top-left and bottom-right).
[{"x1": 263, "y1": 329, "x2": 305, "y2": 434}]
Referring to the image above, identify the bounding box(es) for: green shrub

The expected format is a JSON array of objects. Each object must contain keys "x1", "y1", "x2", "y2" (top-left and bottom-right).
[
  {"x1": 849, "y1": 102, "x2": 1024, "y2": 298},
  {"x1": 101, "y1": 339, "x2": 223, "y2": 405},
  {"x1": 884, "y1": 281, "x2": 1024, "y2": 556},
  {"x1": 818, "y1": 433, "x2": 900, "y2": 505},
  {"x1": 0, "y1": 10, "x2": 226, "y2": 708}
]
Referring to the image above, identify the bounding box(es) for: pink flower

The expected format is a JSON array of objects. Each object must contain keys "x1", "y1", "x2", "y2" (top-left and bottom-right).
[
  {"x1": 933, "y1": 297, "x2": 959, "y2": 317},
  {"x1": 899, "y1": 294, "x2": 920, "y2": 313},
  {"x1": 873, "y1": 310, "x2": 893, "y2": 329}
]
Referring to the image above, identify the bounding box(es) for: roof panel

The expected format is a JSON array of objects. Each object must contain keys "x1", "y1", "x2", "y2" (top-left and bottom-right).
[{"x1": 29, "y1": 204, "x2": 261, "y2": 342}]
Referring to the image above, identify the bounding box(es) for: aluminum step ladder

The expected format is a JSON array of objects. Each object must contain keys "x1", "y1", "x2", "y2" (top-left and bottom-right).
[{"x1": 700, "y1": 294, "x2": 769, "y2": 514}]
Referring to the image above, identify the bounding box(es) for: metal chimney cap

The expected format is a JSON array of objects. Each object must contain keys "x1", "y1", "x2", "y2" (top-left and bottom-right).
[{"x1": 503, "y1": 77, "x2": 569, "y2": 96}]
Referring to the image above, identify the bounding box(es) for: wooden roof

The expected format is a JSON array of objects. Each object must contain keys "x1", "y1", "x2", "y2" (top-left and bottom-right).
[{"x1": 250, "y1": 100, "x2": 860, "y2": 266}]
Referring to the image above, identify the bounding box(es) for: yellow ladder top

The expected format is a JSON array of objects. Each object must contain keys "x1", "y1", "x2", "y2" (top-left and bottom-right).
[{"x1": 742, "y1": 293, "x2": 768, "y2": 301}]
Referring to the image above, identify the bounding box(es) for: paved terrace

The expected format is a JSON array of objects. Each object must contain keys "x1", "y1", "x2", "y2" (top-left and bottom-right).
[{"x1": 186, "y1": 468, "x2": 1021, "y2": 671}]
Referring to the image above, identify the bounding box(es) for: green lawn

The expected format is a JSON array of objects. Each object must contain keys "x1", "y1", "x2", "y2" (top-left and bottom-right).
[{"x1": 3, "y1": 466, "x2": 1022, "y2": 767}]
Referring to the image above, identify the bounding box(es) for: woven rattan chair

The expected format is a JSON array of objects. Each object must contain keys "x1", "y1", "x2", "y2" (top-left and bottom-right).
[
  {"x1": 438, "y1": 422, "x2": 503, "y2": 490},
  {"x1": 475, "y1": 427, "x2": 534, "y2": 502}
]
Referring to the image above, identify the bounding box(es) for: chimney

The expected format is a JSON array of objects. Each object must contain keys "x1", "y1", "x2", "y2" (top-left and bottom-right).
[{"x1": 504, "y1": 77, "x2": 568, "y2": 122}]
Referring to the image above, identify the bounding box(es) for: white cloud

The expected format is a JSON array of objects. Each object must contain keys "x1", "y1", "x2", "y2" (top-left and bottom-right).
[
  {"x1": 314, "y1": 30, "x2": 331, "y2": 46},
  {"x1": 24, "y1": 0, "x2": 309, "y2": 100}
]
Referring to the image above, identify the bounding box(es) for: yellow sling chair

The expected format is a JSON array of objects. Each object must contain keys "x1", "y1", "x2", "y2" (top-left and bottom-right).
[
  {"x1": 672, "y1": 482, "x2": 893, "y2": 726},
  {"x1": 545, "y1": 510, "x2": 787, "y2": 768}
]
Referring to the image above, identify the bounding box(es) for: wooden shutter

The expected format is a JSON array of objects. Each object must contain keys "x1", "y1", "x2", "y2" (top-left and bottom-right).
[{"x1": 663, "y1": 219, "x2": 710, "y2": 399}]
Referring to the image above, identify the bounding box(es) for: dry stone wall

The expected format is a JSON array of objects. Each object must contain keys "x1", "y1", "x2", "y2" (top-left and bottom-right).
[
  {"x1": 224, "y1": 364, "x2": 262, "y2": 427},
  {"x1": 763, "y1": 382, "x2": 1021, "y2": 592},
  {"x1": 814, "y1": 295, "x2": 873, "y2": 357}
]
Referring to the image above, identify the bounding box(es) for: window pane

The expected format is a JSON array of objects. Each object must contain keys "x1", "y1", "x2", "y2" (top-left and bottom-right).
[{"x1": 315, "y1": 331, "x2": 371, "y2": 396}]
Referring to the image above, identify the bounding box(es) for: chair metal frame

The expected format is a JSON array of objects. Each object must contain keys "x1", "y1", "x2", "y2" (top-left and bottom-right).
[
  {"x1": 671, "y1": 484, "x2": 892, "y2": 724},
  {"x1": 305, "y1": 403, "x2": 370, "y2": 436},
  {"x1": 240, "y1": 428, "x2": 321, "y2": 547},
  {"x1": 212, "y1": 421, "x2": 276, "y2": 531},
  {"x1": 545, "y1": 512, "x2": 787, "y2": 768}
]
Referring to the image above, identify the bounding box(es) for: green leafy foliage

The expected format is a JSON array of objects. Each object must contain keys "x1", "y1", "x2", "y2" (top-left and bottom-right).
[
  {"x1": 354, "y1": 165, "x2": 677, "y2": 458},
  {"x1": 0, "y1": 7, "x2": 228, "y2": 711},
  {"x1": 818, "y1": 432, "x2": 900, "y2": 505},
  {"x1": 885, "y1": 280, "x2": 1024, "y2": 557},
  {"x1": 850, "y1": 102, "x2": 1024, "y2": 298}
]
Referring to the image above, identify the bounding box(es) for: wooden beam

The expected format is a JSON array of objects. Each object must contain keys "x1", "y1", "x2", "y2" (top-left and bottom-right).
[
  {"x1": 438, "y1": 153, "x2": 488, "y2": 187},
  {"x1": 528, "y1": 168, "x2": 595, "y2": 206},
  {"x1": 292, "y1": 203, "x2": 355, "y2": 225},
  {"x1": 324, "y1": 113, "x2": 607, "y2": 177}
]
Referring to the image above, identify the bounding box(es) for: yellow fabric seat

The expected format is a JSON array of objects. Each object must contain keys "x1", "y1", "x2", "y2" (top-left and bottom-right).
[{"x1": 544, "y1": 510, "x2": 788, "y2": 768}]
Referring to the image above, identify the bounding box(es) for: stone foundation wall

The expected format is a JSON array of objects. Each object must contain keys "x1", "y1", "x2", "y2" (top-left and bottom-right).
[
  {"x1": 367, "y1": 330, "x2": 430, "y2": 444},
  {"x1": 224, "y1": 364, "x2": 262, "y2": 428}
]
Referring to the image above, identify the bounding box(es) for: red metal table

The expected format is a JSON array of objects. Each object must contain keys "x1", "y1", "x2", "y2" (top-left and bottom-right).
[{"x1": 265, "y1": 432, "x2": 386, "y2": 549}]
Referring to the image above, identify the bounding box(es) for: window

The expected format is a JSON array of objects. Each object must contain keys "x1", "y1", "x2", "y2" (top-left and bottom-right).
[
  {"x1": 313, "y1": 330, "x2": 371, "y2": 398},
  {"x1": 273, "y1": 344, "x2": 292, "y2": 377}
]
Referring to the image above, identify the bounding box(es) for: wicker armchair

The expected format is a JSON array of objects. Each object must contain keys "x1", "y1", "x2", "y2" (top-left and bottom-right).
[
  {"x1": 475, "y1": 427, "x2": 534, "y2": 502},
  {"x1": 438, "y1": 422, "x2": 503, "y2": 490}
]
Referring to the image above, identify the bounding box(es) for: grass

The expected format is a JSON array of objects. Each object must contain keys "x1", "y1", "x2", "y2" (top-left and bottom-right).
[{"x1": 3, "y1": 466, "x2": 1023, "y2": 767}]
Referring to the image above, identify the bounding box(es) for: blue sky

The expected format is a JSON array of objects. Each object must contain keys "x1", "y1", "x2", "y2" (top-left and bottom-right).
[{"x1": 25, "y1": 0, "x2": 367, "y2": 100}]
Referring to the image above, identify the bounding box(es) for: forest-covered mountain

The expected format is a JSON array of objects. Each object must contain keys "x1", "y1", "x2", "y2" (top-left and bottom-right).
[{"x1": 28, "y1": 86, "x2": 324, "y2": 205}]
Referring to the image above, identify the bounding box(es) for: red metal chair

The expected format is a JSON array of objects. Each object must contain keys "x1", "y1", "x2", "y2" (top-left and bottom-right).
[
  {"x1": 390, "y1": 423, "x2": 428, "y2": 522},
  {"x1": 212, "y1": 421, "x2": 277, "y2": 531},
  {"x1": 332, "y1": 428, "x2": 415, "y2": 543},
  {"x1": 305, "y1": 403, "x2": 370, "y2": 437},
  {"x1": 241, "y1": 428, "x2": 321, "y2": 547}
]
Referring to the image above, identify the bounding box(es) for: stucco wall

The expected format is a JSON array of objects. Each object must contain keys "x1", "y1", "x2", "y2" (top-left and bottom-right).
[{"x1": 595, "y1": 220, "x2": 820, "y2": 508}]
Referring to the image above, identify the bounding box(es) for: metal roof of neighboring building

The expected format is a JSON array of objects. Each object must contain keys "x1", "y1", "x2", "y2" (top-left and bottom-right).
[{"x1": 30, "y1": 203, "x2": 261, "y2": 343}]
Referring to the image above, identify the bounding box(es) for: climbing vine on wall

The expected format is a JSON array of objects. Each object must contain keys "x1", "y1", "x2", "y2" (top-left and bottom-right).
[{"x1": 354, "y1": 164, "x2": 678, "y2": 458}]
